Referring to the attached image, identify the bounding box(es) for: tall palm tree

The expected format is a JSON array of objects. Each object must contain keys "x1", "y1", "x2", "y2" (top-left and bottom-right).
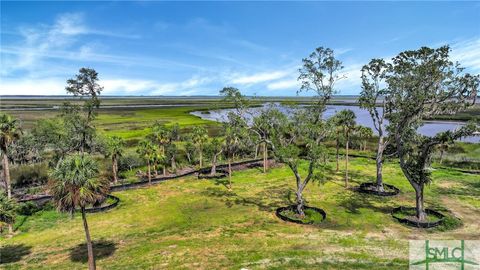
[
  {"x1": 49, "y1": 154, "x2": 109, "y2": 270},
  {"x1": 328, "y1": 115, "x2": 343, "y2": 172},
  {"x1": 105, "y1": 136, "x2": 125, "y2": 184},
  {"x1": 152, "y1": 123, "x2": 171, "y2": 175},
  {"x1": 222, "y1": 116, "x2": 246, "y2": 191},
  {"x1": 166, "y1": 143, "x2": 178, "y2": 174},
  {"x1": 0, "y1": 114, "x2": 22, "y2": 199},
  {"x1": 137, "y1": 140, "x2": 155, "y2": 184},
  {"x1": 208, "y1": 138, "x2": 223, "y2": 176},
  {"x1": 191, "y1": 126, "x2": 208, "y2": 168},
  {"x1": 0, "y1": 191, "x2": 17, "y2": 235},
  {"x1": 335, "y1": 109, "x2": 357, "y2": 188}
]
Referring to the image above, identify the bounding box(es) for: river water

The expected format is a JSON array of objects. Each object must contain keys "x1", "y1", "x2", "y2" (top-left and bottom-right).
[{"x1": 191, "y1": 104, "x2": 479, "y2": 143}]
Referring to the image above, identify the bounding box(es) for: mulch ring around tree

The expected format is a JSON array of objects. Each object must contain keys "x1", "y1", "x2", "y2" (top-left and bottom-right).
[
  {"x1": 197, "y1": 168, "x2": 229, "y2": 179},
  {"x1": 276, "y1": 205, "x2": 326, "y2": 225},
  {"x1": 357, "y1": 182, "x2": 400, "y2": 197},
  {"x1": 391, "y1": 206, "x2": 445, "y2": 228},
  {"x1": 84, "y1": 195, "x2": 120, "y2": 213}
]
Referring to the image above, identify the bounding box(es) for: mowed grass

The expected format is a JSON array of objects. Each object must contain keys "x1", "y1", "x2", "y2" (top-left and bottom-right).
[{"x1": 2, "y1": 157, "x2": 479, "y2": 269}]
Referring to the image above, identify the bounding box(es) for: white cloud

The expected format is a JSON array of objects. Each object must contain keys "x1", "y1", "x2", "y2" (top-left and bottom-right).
[
  {"x1": 0, "y1": 78, "x2": 65, "y2": 95},
  {"x1": 0, "y1": 75, "x2": 214, "y2": 96},
  {"x1": 1, "y1": 12, "x2": 141, "y2": 76},
  {"x1": 265, "y1": 63, "x2": 363, "y2": 94},
  {"x1": 451, "y1": 38, "x2": 480, "y2": 72},
  {"x1": 335, "y1": 63, "x2": 363, "y2": 94},
  {"x1": 267, "y1": 78, "x2": 298, "y2": 90},
  {"x1": 231, "y1": 70, "x2": 291, "y2": 85},
  {"x1": 52, "y1": 13, "x2": 88, "y2": 36}
]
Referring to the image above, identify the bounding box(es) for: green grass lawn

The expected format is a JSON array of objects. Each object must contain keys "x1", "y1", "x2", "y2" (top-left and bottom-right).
[{"x1": 2, "y1": 157, "x2": 479, "y2": 269}]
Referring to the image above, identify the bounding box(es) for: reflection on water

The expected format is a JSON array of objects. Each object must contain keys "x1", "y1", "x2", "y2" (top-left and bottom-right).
[{"x1": 191, "y1": 104, "x2": 479, "y2": 143}]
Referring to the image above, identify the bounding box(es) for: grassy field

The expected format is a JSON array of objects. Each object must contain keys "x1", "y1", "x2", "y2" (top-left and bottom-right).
[
  {"x1": 2, "y1": 97, "x2": 479, "y2": 269},
  {"x1": 1, "y1": 157, "x2": 479, "y2": 269},
  {"x1": 6, "y1": 106, "x2": 220, "y2": 141}
]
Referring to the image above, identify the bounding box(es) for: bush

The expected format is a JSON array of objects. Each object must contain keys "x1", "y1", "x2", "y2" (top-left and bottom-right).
[
  {"x1": 17, "y1": 201, "x2": 54, "y2": 216},
  {"x1": 10, "y1": 163, "x2": 49, "y2": 188},
  {"x1": 17, "y1": 201, "x2": 41, "y2": 216},
  {"x1": 118, "y1": 154, "x2": 142, "y2": 172}
]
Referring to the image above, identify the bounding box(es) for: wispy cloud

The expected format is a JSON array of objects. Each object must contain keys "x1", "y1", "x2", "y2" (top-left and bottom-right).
[
  {"x1": 265, "y1": 63, "x2": 364, "y2": 94},
  {"x1": 450, "y1": 37, "x2": 480, "y2": 72},
  {"x1": 267, "y1": 78, "x2": 299, "y2": 90},
  {"x1": 1, "y1": 12, "x2": 141, "y2": 76},
  {"x1": 0, "y1": 78, "x2": 66, "y2": 95},
  {"x1": 1, "y1": 46, "x2": 205, "y2": 72},
  {"x1": 0, "y1": 75, "x2": 215, "y2": 96},
  {"x1": 231, "y1": 70, "x2": 291, "y2": 85}
]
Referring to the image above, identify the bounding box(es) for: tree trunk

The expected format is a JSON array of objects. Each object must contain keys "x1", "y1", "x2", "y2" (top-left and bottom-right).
[
  {"x1": 296, "y1": 190, "x2": 305, "y2": 218},
  {"x1": 81, "y1": 208, "x2": 96, "y2": 270},
  {"x1": 375, "y1": 136, "x2": 385, "y2": 192},
  {"x1": 345, "y1": 133, "x2": 349, "y2": 188},
  {"x1": 8, "y1": 223, "x2": 13, "y2": 235},
  {"x1": 263, "y1": 141, "x2": 267, "y2": 173},
  {"x1": 3, "y1": 154, "x2": 11, "y2": 199},
  {"x1": 199, "y1": 149, "x2": 203, "y2": 168},
  {"x1": 439, "y1": 150, "x2": 444, "y2": 164},
  {"x1": 147, "y1": 161, "x2": 151, "y2": 184},
  {"x1": 210, "y1": 154, "x2": 217, "y2": 176},
  {"x1": 228, "y1": 158, "x2": 232, "y2": 190},
  {"x1": 112, "y1": 156, "x2": 118, "y2": 184},
  {"x1": 254, "y1": 144, "x2": 259, "y2": 159},
  {"x1": 336, "y1": 132, "x2": 339, "y2": 172},
  {"x1": 163, "y1": 166, "x2": 166, "y2": 176},
  {"x1": 171, "y1": 157, "x2": 176, "y2": 173},
  {"x1": 413, "y1": 183, "x2": 427, "y2": 221}
]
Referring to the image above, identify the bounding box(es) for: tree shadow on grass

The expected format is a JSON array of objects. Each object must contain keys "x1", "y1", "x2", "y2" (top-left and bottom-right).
[
  {"x1": 14, "y1": 216, "x2": 29, "y2": 232},
  {"x1": 0, "y1": 244, "x2": 32, "y2": 264},
  {"x1": 70, "y1": 239, "x2": 116, "y2": 263},
  {"x1": 202, "y1": 184, "x2": 293, "y2": 212},
  {"x1": 213, "y1": 178, "x2": 231, "y2": 190},
  {"x1": 336, "y1": 191, "x2": 394, "y2": 215}
]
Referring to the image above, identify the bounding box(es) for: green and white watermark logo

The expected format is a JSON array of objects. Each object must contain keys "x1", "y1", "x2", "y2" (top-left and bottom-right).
[{"x1": 410, "y1": 240, "x2": 480, "y2": 270}]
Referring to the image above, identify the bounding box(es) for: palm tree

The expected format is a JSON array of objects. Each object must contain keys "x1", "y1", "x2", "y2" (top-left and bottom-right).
[
  {"x1": 105, "y1": 136, "x2": 125, "y2": 184},
  {"x1": 328, "y1": 116, "x2": 343, "y2": 172},
  {"x1": 152, "y1": 123, "x2": 171, "y2": 175},
  {"x1": 222, "y1": 116, "x2": 246, "y2": 190},
  {"x1": 0, "y1": 114, "x2": 22, "y2": 199},
  {"x1": 191, "y1": 126, "x2": 208, "y2": 168},
  {"x1": 335, "y1": 109, "x2": 357, "y2": 188},
  {"x1": 49, "y1": 154, "x2": 109, "y2": 270},
  {"x1": 0, "y1": 191, "x2": 17, "y2": 235},
  {"x1": 166, "y1": 143, "x2": 178, "y2": 174},
  {"x1": 137, "y1": 140, "x2": 155, "y2": 184},
  {"x1": 184, "y1": 140, "x2": 196, "y2": 165},
  {"x1": 208, "y1": 138, "x2": 223, "y2": 176},
  {"x1": 356, "y1": 126, "x2": 373, "y2": 151},
  {"x1": 152, "y1": 147, "x2": 165, "y2": 176}
]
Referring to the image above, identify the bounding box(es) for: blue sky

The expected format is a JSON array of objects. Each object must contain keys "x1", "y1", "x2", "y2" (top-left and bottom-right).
[{"x1": 1, "y1": 1, "x2": 479, "y2": 96}]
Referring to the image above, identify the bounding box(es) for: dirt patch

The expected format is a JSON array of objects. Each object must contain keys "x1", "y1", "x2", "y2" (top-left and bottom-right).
[{"x1": 440, "y1": 196, "x2": 480, "y2": 239}]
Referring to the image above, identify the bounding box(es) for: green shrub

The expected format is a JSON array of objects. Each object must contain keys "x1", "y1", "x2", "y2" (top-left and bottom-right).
[
  {"x1": 10, "y1": 163, "x2": 49, "y2": 188},
  {"x1": 118, "y1": 154, "x2": 142, "y2": 172},
  {"x1": 17, "y1": 201, "x2": 41, "y2": 216}
]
